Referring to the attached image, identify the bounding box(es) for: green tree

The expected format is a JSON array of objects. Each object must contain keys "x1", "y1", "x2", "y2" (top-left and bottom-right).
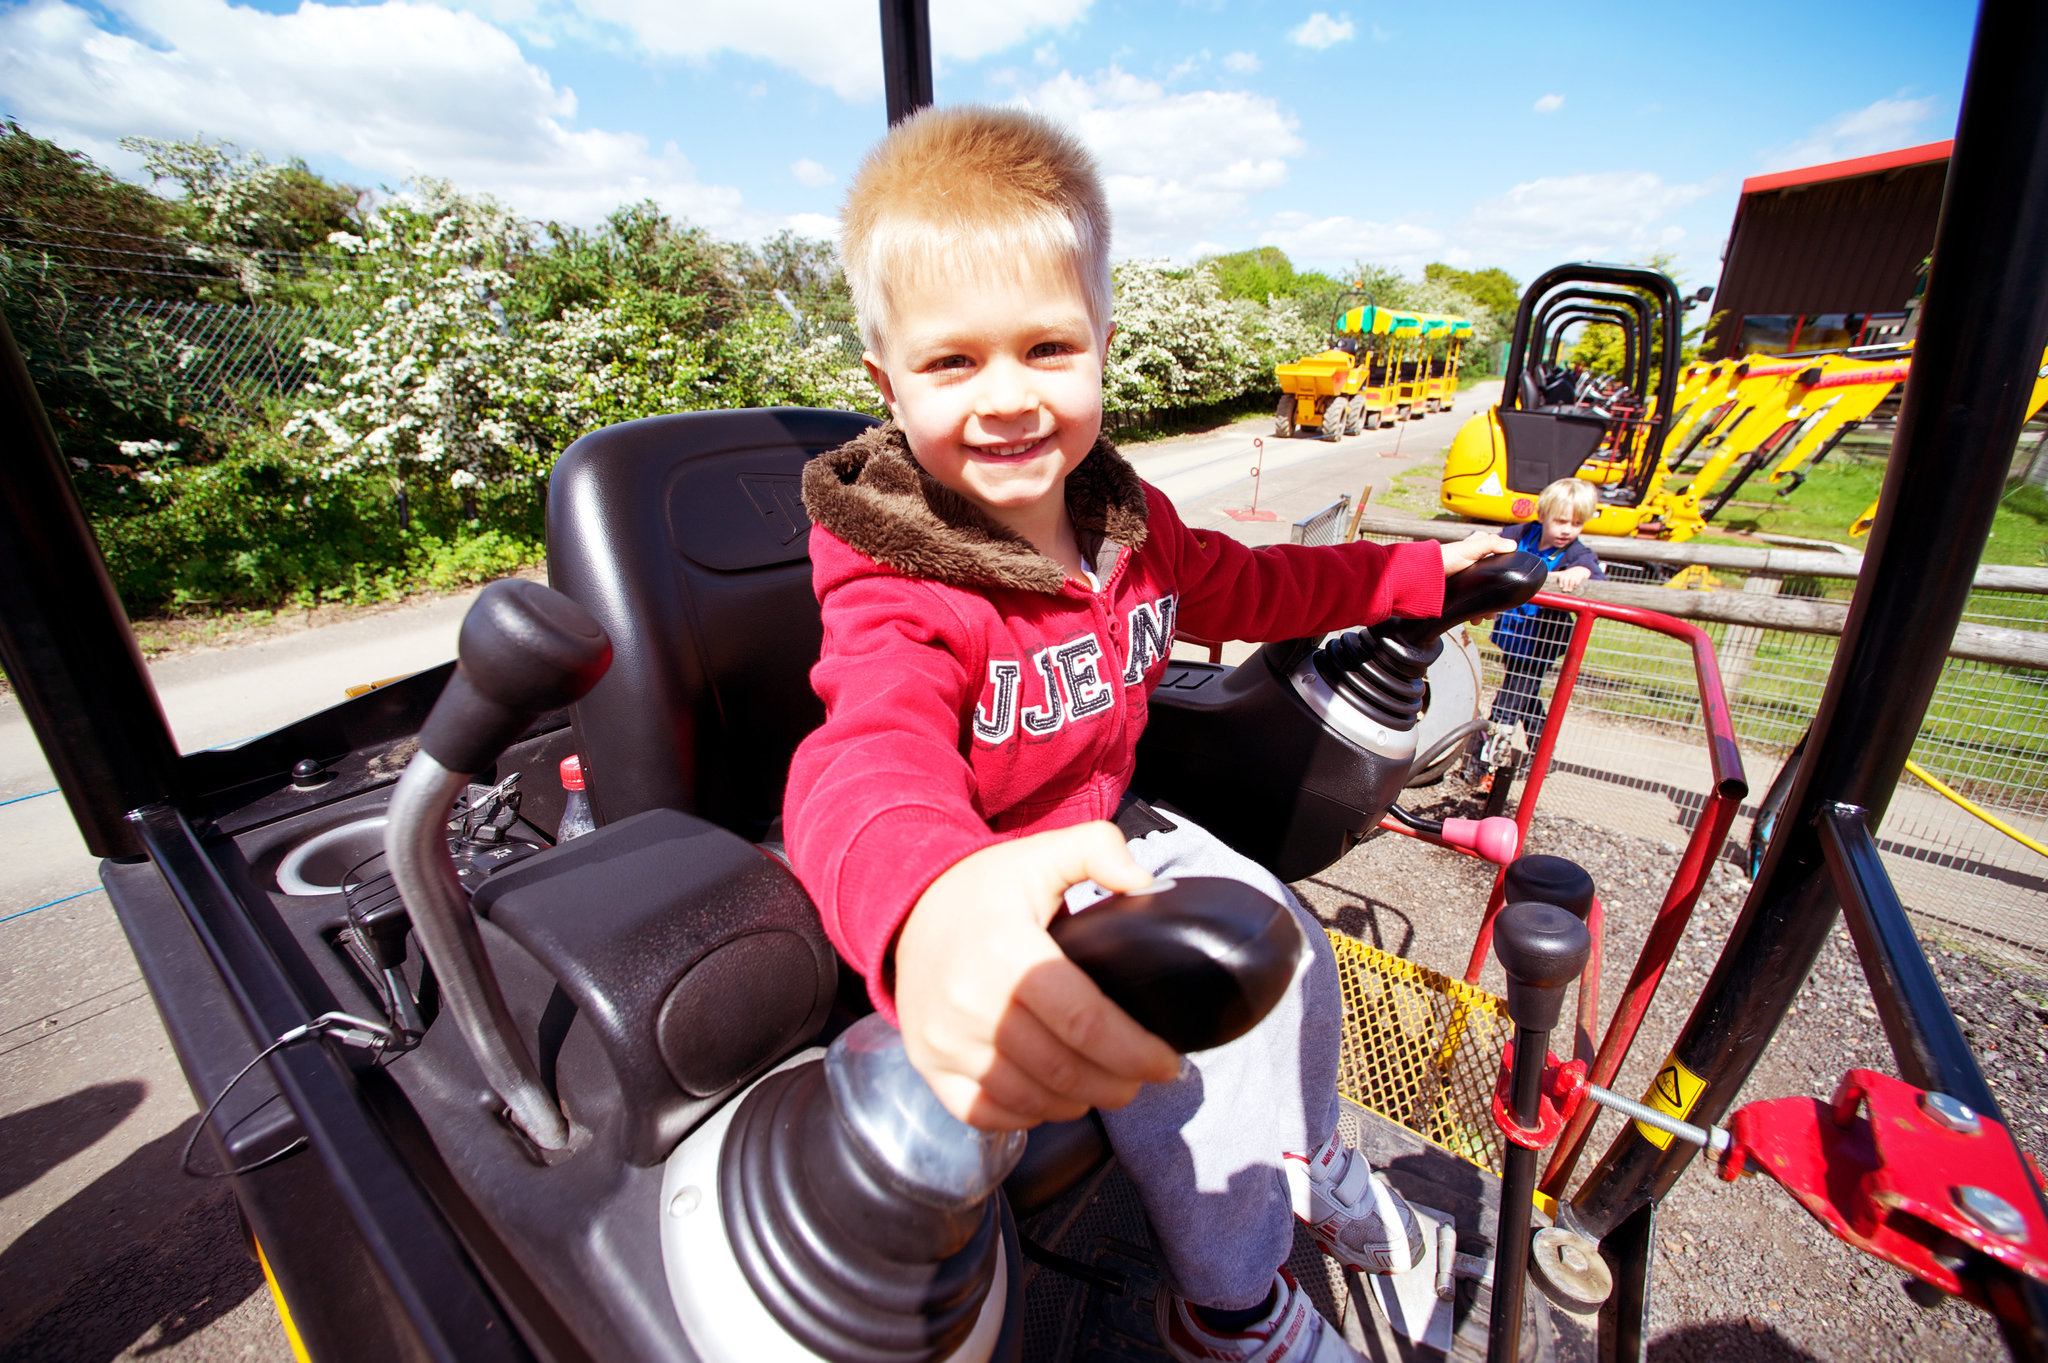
[
  {"x1": 0, "y1": 121, "x2": 189, "y2": 297},
  {"x1": 1423, "y1": 263, "x2": 1521, "y2": 324}
]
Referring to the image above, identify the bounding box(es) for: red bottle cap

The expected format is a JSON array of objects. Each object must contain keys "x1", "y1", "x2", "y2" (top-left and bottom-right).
[{"x1": 559, "y1": 754, "x2": 585, "y2": 791}]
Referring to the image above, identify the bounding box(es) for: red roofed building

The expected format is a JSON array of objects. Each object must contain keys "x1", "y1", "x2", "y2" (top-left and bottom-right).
[{"x1": 1705, "y1": 140, "x2": 1952, "y2": 359}]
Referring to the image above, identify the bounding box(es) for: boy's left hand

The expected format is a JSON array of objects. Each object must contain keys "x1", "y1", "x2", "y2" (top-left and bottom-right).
[
  {"x1": 1552, "y1": 565, "x2": 1593, "y2": 591},
  {"x1": 1440, "y1": 531, "x2": 1518, "y2": 576}
]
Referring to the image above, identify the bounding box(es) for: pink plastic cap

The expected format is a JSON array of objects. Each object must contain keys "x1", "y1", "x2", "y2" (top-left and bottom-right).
[
  {"x1": 1440, "y1": 816, "x2": 1519, "y2": 865},
  {"x1": 559, "y1": 754, "x2": 585, "y2": 791}
]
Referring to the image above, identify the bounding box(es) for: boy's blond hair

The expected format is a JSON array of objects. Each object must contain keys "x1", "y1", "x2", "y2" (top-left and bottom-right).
[
  {"x1": 840, "y1": 105, "x2": 1112, "y2": 356},
  {"x1": 1537, "y1": 477, "x2": 1599, "y2": 525}
]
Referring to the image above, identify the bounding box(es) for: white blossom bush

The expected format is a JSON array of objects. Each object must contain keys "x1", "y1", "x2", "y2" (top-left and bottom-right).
[
  {"x1": 284, "y1": 182, "x2": 541, "y2": 491},
  {"x1": 709, "y1": 310, "x2": 882, "y2": 414},
  {"x1": 1106, "y1": 261, "x2": 1318, "y2": 413}
]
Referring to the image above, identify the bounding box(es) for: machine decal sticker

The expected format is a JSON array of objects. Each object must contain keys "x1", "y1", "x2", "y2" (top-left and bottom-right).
[
  {"x1": 737, "y1": 474, "x2": 811, "y2": 545},
  {"x1": 1636, "y1": 1054, "x2": 1708, "y2": 1150}
]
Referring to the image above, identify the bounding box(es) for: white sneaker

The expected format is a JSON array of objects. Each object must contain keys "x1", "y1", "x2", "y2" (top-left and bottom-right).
[
  {"x1": 1154, "y1": 1268, "x2": 1361, "y2": 1362},
  {"x1": 1283, "y1": 1130, "x2": 1427, "y2": 1274}
]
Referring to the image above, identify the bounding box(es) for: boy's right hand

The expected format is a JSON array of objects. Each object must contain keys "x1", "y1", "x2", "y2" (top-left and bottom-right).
[{"x1": 892, "y1": 822, "x2": 1183, "y2": 1131}]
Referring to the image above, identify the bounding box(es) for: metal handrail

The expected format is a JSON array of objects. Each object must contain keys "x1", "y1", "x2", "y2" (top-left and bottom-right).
[{"x1": 1429, "y1": 590, "x2": 1750, "y2": 1196}]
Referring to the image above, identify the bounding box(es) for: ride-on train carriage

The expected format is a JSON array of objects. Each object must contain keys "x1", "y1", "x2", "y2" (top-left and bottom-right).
[{"x1": 6, "y1": 2, "x2": 2048, "y2": 1359}]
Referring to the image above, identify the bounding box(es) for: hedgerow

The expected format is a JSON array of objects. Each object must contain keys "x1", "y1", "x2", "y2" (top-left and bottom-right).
[{"x1": 3, "y1": 126, "x2": 1501, "y2": 615}]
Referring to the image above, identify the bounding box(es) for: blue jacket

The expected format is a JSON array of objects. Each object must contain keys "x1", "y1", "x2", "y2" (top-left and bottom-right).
[{"x1": 1493, "y1": 522, "x2": 1605, "y2": 657}]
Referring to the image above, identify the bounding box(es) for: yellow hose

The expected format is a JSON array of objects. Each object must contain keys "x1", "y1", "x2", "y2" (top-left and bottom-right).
[{"x1": 1903, "y1": 759, "x2": 2048, "y2": 859}]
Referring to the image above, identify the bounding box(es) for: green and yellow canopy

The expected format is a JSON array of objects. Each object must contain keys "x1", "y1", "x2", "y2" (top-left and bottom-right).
[{"x1": 1338, "y1": 305, "x2": 1468, "y2": 340}]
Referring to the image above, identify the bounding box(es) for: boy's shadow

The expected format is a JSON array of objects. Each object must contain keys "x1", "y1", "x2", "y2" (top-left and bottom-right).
[{"x1": 1303, "y1": 878, "x2": 1413, "y2": 958}]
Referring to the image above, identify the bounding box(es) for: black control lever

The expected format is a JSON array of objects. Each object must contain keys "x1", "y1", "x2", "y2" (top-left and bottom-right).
[
  {"x1": 1488, "y1": 901, "x2": 1593, "y2": 1363},
  {"x1": 1313, "y1": 551, "x2": 1547, "y2": 733},
  {"x1": 388, "y1": 579, "x2": 614, "y2": 1151},
  {"x1": 419, "y1": 578, "x2": 612, "y2": 777},
  {"x1": 1049, "y1": 877, "x2": 1306, "y2": 1053}
]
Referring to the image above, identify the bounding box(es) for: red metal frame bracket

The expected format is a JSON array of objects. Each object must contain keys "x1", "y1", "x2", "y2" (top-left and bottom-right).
[
  {"x1": 1722, "y1": 1070, "x2": 2048, "y2": 1308},
  {"x1": 1492, "y1": 1040, "x2": 1588, "y2": 1150}
]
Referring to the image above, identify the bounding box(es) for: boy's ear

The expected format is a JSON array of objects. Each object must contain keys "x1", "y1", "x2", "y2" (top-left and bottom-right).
[{"x1": 862, "y1": 351, "x2": 900, "y2": 417}]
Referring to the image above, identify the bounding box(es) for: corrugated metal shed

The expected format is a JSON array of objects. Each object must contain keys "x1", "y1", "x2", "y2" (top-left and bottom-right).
[{"x1": 1707, "y1": 142, "x2": 1951, "y2": 359}]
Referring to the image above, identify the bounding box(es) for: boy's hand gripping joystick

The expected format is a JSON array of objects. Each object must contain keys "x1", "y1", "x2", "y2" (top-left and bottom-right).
[{"x1": 701, "y1": 878, "x2": 1304, "y2": 1362}]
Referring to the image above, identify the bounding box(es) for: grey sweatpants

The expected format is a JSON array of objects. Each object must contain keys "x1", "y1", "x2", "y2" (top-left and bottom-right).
[{"x1": 1064, "y1": 808, "x2": 1342, "y2": 1311}]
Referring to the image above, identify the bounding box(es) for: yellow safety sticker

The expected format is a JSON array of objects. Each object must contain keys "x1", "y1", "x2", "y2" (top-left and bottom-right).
[{"x1": 1635, "y1": 1055, "x2": 1707, "y2": 1150}]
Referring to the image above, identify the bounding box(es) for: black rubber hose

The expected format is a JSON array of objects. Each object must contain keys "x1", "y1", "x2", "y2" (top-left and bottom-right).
[
  {"x1": 1411, "y1": 717, "x2": 1489, "y2": 778},
  {"x1": 1384, "y1": 802, "x2": 1441, "y2": 836}
]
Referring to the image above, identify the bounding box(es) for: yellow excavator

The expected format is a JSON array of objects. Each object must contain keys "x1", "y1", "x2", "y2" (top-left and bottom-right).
[
  {"x1": 1440, "y1": 262, "x2": 1928, "y2": 541},
  {"x1": 1848, "y1": 349, "x2": 2048, "y2": 535}
]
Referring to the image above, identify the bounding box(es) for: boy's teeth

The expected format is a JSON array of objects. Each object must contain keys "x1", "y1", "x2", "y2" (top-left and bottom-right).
[{"x1": 985, "y1": 439, "x2": 1039, "y2": 456}]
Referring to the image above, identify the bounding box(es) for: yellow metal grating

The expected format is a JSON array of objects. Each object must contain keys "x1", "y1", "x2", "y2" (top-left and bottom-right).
[{"x1": 1327, "y1": 929, "x2": 1512, "y2": 1176}]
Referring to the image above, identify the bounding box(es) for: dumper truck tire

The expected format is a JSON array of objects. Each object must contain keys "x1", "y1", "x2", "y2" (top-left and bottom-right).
[
  {"x1": 1324, "y1": 396, "x2": 1349, "y2": 437},
  {"x1": 1344, "y1": 399, "x2": 1366, "y2": 436},
  {"x1": 1275, "y1": 395, "x2": 1295, "y2": 438}
]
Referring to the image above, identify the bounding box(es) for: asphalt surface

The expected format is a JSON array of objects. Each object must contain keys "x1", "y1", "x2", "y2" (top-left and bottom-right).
[{"x1": 0, "y1": 392, "x2": 1480, "y2": 1360}]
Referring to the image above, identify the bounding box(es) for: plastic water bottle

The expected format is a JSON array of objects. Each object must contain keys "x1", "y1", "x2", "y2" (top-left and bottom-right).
[{"x1": 556, "y1": 755, "x2": 595, "y2": 842}]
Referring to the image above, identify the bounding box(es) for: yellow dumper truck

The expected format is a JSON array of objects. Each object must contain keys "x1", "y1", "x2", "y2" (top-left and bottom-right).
[{"x1": 1274, "y1": 306, "x2": 1470, "y2": 438}]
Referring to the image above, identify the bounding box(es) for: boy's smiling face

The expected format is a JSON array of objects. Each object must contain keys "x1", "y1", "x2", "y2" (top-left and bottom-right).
[{"x1": 863, "y1": 257, "x2": 1106, "y2": 540}]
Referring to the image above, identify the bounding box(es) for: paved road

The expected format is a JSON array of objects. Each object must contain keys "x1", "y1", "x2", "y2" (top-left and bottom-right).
[{"x1": 0, "y1": 389, "x2": 1486, "y2": 1359}]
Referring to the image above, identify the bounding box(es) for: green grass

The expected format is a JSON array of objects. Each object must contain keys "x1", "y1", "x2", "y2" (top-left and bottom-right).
[
  {"x1": 1483, "y1": 612, "x2": 2048, "y2": 806},
  {"x1": 1700, "y1": 449, "x2": 2048, "y2": 567},
  {"x1": 1379, "y1": 451, "x2": 1455, "y2": 517}
]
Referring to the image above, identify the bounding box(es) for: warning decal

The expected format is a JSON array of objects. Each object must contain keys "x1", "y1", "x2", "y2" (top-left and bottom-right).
[{"x1": 1635, "y1": 1054, "x2": 1708, "y2": 1150}]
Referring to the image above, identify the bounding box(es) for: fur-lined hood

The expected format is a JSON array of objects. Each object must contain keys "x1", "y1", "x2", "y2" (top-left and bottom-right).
[{"x1": 800, "y1": 422, "x2": 1150, "y2": 595}]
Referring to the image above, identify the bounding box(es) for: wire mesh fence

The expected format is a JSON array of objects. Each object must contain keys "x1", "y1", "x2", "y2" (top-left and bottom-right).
[
  {"x1": 68, "y1": 295, "x2": 374, "y2": 410},
  {"x1": 1359, "y1": 531, "x2": 2048, "y2": 967}
]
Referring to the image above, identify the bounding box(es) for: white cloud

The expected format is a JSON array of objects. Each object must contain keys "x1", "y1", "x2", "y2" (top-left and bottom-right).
[
  {"x1": 787, "y1": 212, "x2": 839, "y2": 239},
  {"x1": 0, "y1": 0, "x2": 773, "y2": 230},
  {"x1": 1288, "y1": 12, "x2": 1354, "y2": 49},
  {"x1": 1009, "y1": 66, "x2": 1305, "y2": 254},
  {"x1": 791, "y1": 158, "x2": 834, "y2": 187},
  {"x1": 1258, "y1": 213, "x2": 1443, "y2": 273},
  {"x1": 545, "y1": 0, "x2": 1090, "y2": 102},
  {"x1": 1756, "y1": 95, "x2": 1944, "y2": 173},
  {"x1": 1456, "y1": 171, "x2": 1710, "y2": 261},
  {"x1": 1033, "y1": 41, "x2": 1059, "y2": 66},
  {"x1": 1223, "y1": 50, "x2": 1261, "y2": 73},
  {"x1": 1533, "y1": 93, "x2": 1564, "y2": 114}
]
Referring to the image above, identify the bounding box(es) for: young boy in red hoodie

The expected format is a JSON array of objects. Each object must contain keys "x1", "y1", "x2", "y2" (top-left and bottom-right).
[{"x1": 785, "y1": 105, "x2": 1513, "y2": 1363}]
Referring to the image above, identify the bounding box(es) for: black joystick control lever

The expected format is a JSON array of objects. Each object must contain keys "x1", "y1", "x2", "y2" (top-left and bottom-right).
[
  {"x1": 1049, "y1": 877, "x2": 1306, "y2": 1054},
  {"x1": 716, "y1": 878, "x2": 1303, "y2": 1361},
  {"x1": 387, "y1": 579, "x2": 613, "y2": 1151},
  {"x1": 1312, "y1": 551, "x2": 1546, "y2": 733},
  {"x1": 1487, "y1": 901, "x2": 1593, "y2": 1363}
]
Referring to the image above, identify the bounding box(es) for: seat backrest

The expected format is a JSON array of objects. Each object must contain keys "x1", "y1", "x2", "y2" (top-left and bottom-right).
[
  {"x1": 1498, "y1": 408, "x2": 1608, "y2": 494},
  {"x1": 546, "y1": 407, "x2": 880, "y2": 839}
]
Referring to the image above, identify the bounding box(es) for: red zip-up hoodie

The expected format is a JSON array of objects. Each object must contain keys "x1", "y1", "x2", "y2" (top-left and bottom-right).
[{"x1": 785, "y1": 424, "x2": 1445, "y2": 1015}]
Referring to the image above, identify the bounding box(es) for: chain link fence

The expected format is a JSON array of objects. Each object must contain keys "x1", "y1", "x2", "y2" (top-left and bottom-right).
[
  {"x1": 1358, "y1": 529, "x2": 2048, "y2": 968},
  {"x1": 68, "y1": 295, "x2": 374, "y2": 411}
]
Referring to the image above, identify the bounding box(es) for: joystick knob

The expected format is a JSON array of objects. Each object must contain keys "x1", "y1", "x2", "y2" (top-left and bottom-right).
[
  {"x1": 419, "y1": 578, "x2": 612, "y2": 778},
  {"x1": 1310, "y1": 552, "x2": 1546, "y2": 732},
  {"x1": 1493, "y1": 900, "x2": 1593, "y2": 1033},
  {"x1": 1050, "y1": 877, "x2": 1305, "y2": 1054}
]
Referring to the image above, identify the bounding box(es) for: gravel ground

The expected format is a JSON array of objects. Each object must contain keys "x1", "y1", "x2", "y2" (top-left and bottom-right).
[{"x1": 1292, "y1": 782, "x2": 2048, "y2": 1362}]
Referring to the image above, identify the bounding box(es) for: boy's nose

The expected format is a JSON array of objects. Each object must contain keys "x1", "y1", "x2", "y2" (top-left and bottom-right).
[{"x1": 974, "y1": 358, "x2": 1042, "y2": 425}]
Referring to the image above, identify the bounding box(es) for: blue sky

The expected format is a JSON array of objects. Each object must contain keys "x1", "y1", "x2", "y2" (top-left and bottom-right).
[{"x1": 0, "y1": 0, "x2": 1977, "y2": 293}]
